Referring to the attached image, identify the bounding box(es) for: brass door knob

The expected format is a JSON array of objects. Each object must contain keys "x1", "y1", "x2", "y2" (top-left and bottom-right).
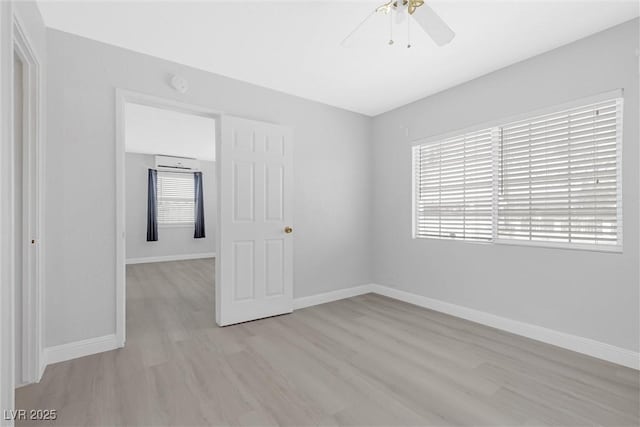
[{"x1": 284, "y1": 226, "x2": 293, "y2": 234}]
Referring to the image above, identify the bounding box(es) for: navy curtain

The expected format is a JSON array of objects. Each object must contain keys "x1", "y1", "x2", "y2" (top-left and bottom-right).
[
  {"x1": 146, "y1": 169, "x2": 158, "y2": 241},
  {"x1": 194, "y1": 171, "x2": 206, "y2": 238}
]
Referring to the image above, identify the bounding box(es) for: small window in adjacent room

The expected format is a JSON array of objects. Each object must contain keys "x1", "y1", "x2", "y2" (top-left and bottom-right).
[{"x1": 157, "y1": 172, "x2": 195, "y2": 225}]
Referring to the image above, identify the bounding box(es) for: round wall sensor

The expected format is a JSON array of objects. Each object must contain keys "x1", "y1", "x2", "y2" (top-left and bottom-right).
[{"x1": 170, "y1": 74, "x2": 189, "y2": 94}]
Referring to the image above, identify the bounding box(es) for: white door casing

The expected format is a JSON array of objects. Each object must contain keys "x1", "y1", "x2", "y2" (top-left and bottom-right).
[
  {"x1": 216, "y1": 116, "x2": 293, "y2": 326},
  {"x1": 115, "y1": 89, "x2": 221, "y2": 346},
  {"x1": 13, "y1": 13, "x2": 42, "y2": 387}
]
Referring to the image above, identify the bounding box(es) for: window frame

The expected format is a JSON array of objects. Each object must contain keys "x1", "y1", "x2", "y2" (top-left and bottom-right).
[
  {"x1": 411, "y1": 89, "x2": 623, "y2": 253},
  {"x1": 156, "y1": 171, "x2": 196, "y2": 226}
]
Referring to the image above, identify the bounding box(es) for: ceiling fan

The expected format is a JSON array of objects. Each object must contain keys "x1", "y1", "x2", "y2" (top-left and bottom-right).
[{"x1": 341, "y1": 0, "x2": 455, "y2": 48}]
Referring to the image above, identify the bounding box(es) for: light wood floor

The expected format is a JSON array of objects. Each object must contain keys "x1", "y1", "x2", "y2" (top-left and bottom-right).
[{"x1": 17, "y1": 259, "x2": 640, "y2": 426}]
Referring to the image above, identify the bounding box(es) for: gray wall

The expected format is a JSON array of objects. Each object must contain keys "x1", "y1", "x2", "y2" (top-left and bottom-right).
[
  {"x1": 125, "y1": 153, "x2": 216, "y2": 260},
  {"x1": 44, "y1": 19, "x2": 639, "y2": 353},
  {"x1": 371, "y1": 19, "x2": 639, "y2": 352},
  {"x1": 45, "y1": 29, "x2": 372, "y2": 347}
]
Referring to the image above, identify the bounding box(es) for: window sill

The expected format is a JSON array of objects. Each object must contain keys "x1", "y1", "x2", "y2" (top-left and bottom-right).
[
  {"x1": 494, "y1": 239, "x2": 622, "y2": 254},
  {"x1": 413, "y1": 236, "x2": 491, "y2": 246},
  {"x1": 159, "y1": 223, "x2": 195, "y2": 229},
  {"x1": 412, "y1": 236, "x2": 622, "y2": 253}
]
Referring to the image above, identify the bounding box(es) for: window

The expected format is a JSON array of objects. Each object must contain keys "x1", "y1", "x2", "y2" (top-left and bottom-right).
[
  {"x1": 413, "y1": 128, "x2": 494, "y2": 242},
  {"x1": 157, "y1": 172, "x2": 195, "y2": 225},
  {"x1": 412, "y1": 95, "x2": 623, "y2": 251},
  {"x1": 498, "y1": 98, "x2": 622, "y2": 248}
]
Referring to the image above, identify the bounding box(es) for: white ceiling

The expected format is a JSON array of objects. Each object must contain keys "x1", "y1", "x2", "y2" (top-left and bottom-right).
[
  {"x1": 125, "y1": 103, "x2": 216, "y2": 161},
  {"x1": 38, "y1": 1, "x2": 639, "y2": 116}
]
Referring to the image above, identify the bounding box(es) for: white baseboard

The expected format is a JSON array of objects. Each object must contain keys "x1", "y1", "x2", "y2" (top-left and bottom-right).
[
  {"x1": 293, "y1": 284, "x2": 372, "y2": 310},
  {"x1": 126, "y1": 252, "x2": 216, "y2": 265},
  {"x1": 370, "y1": 284, "x2": 640, "y2": 370},
  {"x1": 293, "y1": 283, "x2": 639, "y2": 370},
  {"x1": 40, "y1": 284, "x2": 638, "y2": 371},
  {"x1": 38, "y1": 357, "x2": 46, "y2": 382},
  {"x1": 44, "y1": 334, "x2": 121, "y2": 366}
]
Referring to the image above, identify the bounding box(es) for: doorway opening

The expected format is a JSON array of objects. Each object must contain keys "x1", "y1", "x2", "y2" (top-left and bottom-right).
[
  {"x1": 115, "y1": 91, "x2": 220, "y2": 346},
  {"x1": 116, "y1": 91, "x2": 295, "y2": 343}
]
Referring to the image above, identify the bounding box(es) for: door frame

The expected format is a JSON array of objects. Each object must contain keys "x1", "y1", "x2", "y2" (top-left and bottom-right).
[
  {"x1": 114, "y1": 89, "x2": 222, "y2": 345},
  {"x1": 12, "y1": 12, "x2": 43, "y2": 387},
  {"x1": 0, "y1": 0, "x2": 44, "y2": 407}
]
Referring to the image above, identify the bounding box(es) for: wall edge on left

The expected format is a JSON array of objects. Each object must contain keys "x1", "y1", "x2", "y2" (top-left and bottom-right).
[{"x1": 0, "y1": 1, "x2": 15, "y2": 424}]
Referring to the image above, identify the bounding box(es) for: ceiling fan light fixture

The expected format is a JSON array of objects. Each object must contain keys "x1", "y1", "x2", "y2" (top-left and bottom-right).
[
  {"x1": 408, "y1": 0, "x2": 424, "y2": 15},
  {"x1": 342, "y1": 0, "x2": 454, "y2": 48}
]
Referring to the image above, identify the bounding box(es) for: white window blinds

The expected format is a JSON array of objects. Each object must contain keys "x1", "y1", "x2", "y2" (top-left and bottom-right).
[
  {"x1": 157, "y1": 172, "x2": 195, "y2": 224},
  {"x1": 412, "y1": 95, "x2": 623, "y2": 251},
  {"x1": 498, "y1": 99, "x2": 622, "y2": 248},
  {"x1": 413, "y1": 128, "x2": 494, "y2": 242}
]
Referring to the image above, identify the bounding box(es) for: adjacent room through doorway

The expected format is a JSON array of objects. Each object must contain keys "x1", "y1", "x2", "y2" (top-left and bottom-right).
[{"x1": 123, "y1": 102, "x2": 218, "y2": 344}]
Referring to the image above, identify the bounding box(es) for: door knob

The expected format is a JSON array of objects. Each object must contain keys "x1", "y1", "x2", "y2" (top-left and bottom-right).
[{"x1": 284, "y1": 226, "x2": 293, "y2": 234}]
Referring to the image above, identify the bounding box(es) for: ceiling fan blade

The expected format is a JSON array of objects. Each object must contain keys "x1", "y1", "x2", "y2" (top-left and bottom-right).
[
  {"x1": 340, "y1": 9, "x2": 377, "y2": 47},
  {"x1": 341, "y1": 2, "x2": 393, "y2": 48},
  {"x1": 411, "y1": 3, "x2": 455, "y2": 46}
]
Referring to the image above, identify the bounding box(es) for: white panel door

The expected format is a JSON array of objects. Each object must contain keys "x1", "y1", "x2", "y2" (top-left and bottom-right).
[{"x1": 216, "y1": 116, "x2": 293, "y2": 326}]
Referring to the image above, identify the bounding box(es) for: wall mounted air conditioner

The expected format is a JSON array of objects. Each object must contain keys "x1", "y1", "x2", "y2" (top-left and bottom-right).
[{"x1": 155, "y1": 155, "x2": 201, "y2": 172}]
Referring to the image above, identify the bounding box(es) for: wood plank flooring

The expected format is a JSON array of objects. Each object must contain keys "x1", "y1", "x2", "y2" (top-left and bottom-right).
[{"x1": 16, "y1": 259, "x2": 640, "y2": 426}]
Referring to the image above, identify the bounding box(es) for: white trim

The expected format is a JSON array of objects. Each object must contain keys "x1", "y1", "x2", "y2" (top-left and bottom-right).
[
  {"x1": 12, "y1": 11, "x2": 43, "y2": 387},
  {"x1": 33, "y1": 283, "x2": 639, "y2": 376},
  {"x1": 615, "y1": 97, "x2": 624, "y2": 249},
  {"x1": 411, "y1": 145, "x2": 418, "y2": 239},
  {"x1": 370, "y1": 284, "x2": 640, "y2": 370},
  {"x1": 37, "y1": 356, "x2": 45, "y2": 382},
  {"x1": 291, "y1": 283, "x2": 639, "y2": 370},
  {"x1": 115, "y1": 89, "x2": 222, "y2": 348},
  {"x1": 126, "y1": 252, "x2": 216, "y2": 265},
  {"x1": 115, "y1": 90, "x2": 126, "y2": 349},
  {"x1": 44, "y1": 335, "x2": 119, "y2": 366},
  {"x1": 0, "y1": 2, "x2": 45, "y2": 412},
  {"x1": 293, "y1": 284, "x2": 372, "y2": 310}
]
